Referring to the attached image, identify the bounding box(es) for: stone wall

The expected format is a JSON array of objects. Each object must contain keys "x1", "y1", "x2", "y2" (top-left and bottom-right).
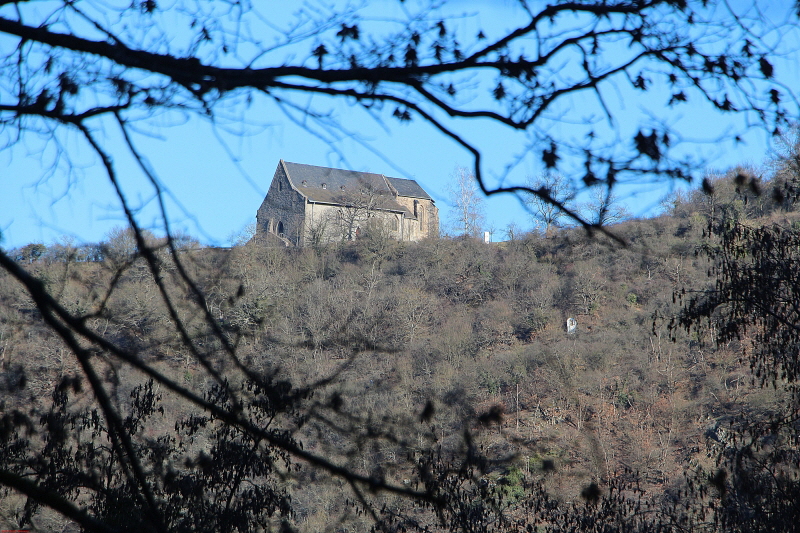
[
  {"x1": 424, "y1": 198, "x2": 440, "y2": 239},
  {"x1": 393, "y1": 196, "x2": 439, "y2": 240},
  {"x1": 304, "y1": 203, "x2": 405, "y2": 244},
  {"x1": 256, "y1": 163, "x2": 307, "y2": 245}
]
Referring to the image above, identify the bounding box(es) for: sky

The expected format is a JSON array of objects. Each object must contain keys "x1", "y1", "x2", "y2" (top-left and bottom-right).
[{"x1": 1, "y1": 0, "x2": 798, "y2": 249}]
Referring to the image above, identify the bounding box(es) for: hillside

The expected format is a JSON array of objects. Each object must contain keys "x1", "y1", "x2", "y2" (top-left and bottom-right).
[{"x1": 1, "y1": 167, "x2": 799, "y2": 532}]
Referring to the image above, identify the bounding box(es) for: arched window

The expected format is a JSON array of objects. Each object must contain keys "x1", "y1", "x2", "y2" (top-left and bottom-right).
[
  {"x1": 277, "y1": 221, "x2": 285, "y2": 236},
  {"x1": 391, "y1": 216, "x2": 399, "y2": 231},
  {"x1": 419, "y1": 206, "x2": 425, "y2": 224}
]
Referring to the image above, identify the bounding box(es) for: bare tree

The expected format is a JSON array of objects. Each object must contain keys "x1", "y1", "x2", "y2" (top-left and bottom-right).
[
  {"x1": 448, "y1": 166, "x2": 486, "y2": 237},
  {"x1": 228, "y1": 220, "x2": 257, "y2": 247},
  {"x1": 303, "y1": 182, "x2": 392, "y2": 244},
  {"x1": 581, "y1": 187, "x2": 632, "y2": 226},
  {"x1": 334, "y1": 184, "x2": 386, "y2": 242},
  {"x1": 525, "y1": 174, "x2": 576, "y2": 234}
]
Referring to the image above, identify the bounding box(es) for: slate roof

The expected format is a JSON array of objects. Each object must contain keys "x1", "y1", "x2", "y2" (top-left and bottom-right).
[
  {"x1": 281, "y1": 161, "x2": 430, "y2": 216},
  {"x1": 283, "y1": 162, "x2": 388, "y2": 196},
  {"x1": 387, "y1": 177, "x2": 432, "y2": 200}
]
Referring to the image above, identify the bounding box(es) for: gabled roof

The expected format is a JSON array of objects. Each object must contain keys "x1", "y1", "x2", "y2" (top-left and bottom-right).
[
  {"x1": 281, "y1": 161, "x2": 412, "y2": 215},
  {"x1": 283, "y1": 161, "x2": 389, "y2": 197},
  {"x1": 386, "y1": 177, "x2": 433, "y2": 200}
]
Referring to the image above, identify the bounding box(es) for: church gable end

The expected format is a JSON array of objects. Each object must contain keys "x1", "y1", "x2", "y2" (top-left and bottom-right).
[{"x1": 256, "y1": 161, "x2": 306, "y2": 245}]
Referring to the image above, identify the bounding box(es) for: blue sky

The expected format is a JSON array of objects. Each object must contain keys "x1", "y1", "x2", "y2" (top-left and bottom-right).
[{"x1": 1, "y1": 0, "x2": 797, "y2": 249}]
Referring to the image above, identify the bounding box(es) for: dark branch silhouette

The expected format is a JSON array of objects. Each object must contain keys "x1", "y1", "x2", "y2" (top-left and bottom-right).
[{"x1": 1, "y1": 1, "x2": 799, "y2": 531}]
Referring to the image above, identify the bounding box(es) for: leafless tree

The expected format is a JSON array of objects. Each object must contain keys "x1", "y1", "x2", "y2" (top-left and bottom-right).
[
  {"x1": 334, "y1": 184, "x2": 386, "y2": 242},
  {"x1": 525, "y1": 173, "x2": 576, "y2": 234},
  {"x1": 581, "y1": 187, "x2": 632, "y2": 226},
  {"x1": 448, "y1": 166, "x2": 486, "y2": 237}
]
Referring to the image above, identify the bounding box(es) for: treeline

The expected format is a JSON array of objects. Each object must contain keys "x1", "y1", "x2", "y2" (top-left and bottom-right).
[{"x1": 6, "y1": 227, "x2": 202, "y2": 265}]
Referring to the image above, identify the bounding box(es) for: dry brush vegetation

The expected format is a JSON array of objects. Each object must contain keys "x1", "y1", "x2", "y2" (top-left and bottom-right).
[{"x1": 2, "y1": 156, "x2": 800, "y2": 531}]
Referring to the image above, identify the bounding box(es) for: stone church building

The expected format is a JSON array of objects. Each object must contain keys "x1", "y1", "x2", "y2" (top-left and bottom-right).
[{"x1": 256, "y1": 160, "x2": 439, "y2": 246}]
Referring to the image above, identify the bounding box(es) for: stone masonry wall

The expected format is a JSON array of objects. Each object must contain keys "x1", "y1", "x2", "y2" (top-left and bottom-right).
[
  {"x1": 393, "y1": 196, "x2": 439, "y2": 240},
  {"x1": 256, "y1": 163, "x2": 307, "y2": 245},
  {"x1": 304, "y1": 203, "x2": 405, "y2": 244}
]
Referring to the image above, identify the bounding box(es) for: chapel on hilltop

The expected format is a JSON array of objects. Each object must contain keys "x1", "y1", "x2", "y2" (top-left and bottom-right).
[{"x1": 255, "y1": 160, "x2": 439, "y2": 246}]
